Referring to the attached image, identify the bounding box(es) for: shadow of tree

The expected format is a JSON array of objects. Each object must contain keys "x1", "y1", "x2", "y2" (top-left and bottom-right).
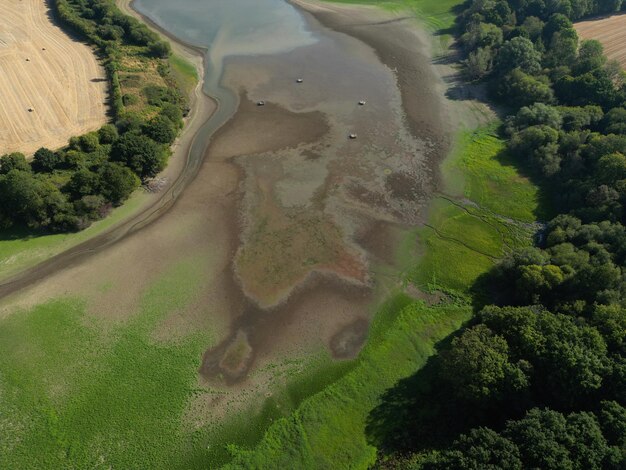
[{"x1": 365, "y1": 329, "x2": 469, "y2": 454}]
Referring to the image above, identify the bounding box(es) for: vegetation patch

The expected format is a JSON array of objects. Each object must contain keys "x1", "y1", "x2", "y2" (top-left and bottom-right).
[
  {"x1": 222, "y1": 297, "x2": 471, "y2": 469},
  {"x1": 0, "y1": 259, "x2": 212, "y2": 469}
]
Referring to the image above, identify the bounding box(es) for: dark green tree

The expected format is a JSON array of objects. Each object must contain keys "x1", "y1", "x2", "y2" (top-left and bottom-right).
[{"x1": 111, "y1": 132, "x2": 166, "y2": 178}]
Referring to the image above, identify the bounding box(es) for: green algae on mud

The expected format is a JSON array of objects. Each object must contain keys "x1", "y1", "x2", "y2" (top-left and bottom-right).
[{"x1": 222, "y1": 297, "x2": 472, "y2": 468}]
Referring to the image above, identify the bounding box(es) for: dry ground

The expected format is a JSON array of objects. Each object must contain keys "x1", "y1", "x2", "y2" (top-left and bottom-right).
[
  {"x1": 575, "y1": 12, "x2": 626, "y2": 68},
  {"x1": 0, "y1": 0, "x2": 108, "y2": 155}
]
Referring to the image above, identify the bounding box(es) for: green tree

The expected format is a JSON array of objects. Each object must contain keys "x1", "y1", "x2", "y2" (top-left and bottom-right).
[
  {"x1": 596, "y1": 153, "x2": 626, "y2": 184},
  {"x1": 0, "y1": 170, "x2": 45, "y2": 228},
  {"x1": 143, "y1": 115, "x2": 177, "y2": 144},
  {"x1": 544, "y1": 28, "x2": 578, "y2": 68},
  {"x1": 0, "y1": 152, "x2": 30, "y2": 174},
  {"x1": 504, "y1": 409, "x2": 609, "y2": 470},
  {"x1": 424, "y1": 427, "x2": 522, "y2": 470},
  {"x1": 78, "y1": 132, "x2": 100, "y2": 152},
  {"x1": 496, "y1": 37, "x2": 542, "y2": 74},
  {"x1": 509, "y1": 125, "x2": 561, "y2": 175},
  {"x1": 99, "y1": 162, "x2": 140, "y2": 205},
  {"x1": 111, "y1": 132, "x2": 166, "y2": 178},
  {"x1": 440, "y1": 325, "x2": 529, "y2": 403},
  {"x1": 98, "y1": 124, "x2": 119, "y2": 144},
  {"x1": 497, "y1": 69, "x2": 554, "y2": 108},
  {"x1": 575, "y1": 40, "x2": 607, "y2": 75},
  {"x1": 64, "y1": 168, "x2": 101, "y2": 199},
  {"x1": 32, "y1": 147, "x2": 61, "y2": 173},
  {"x1": 465, "y1": 47, "x2": 495, "y2": 79}
]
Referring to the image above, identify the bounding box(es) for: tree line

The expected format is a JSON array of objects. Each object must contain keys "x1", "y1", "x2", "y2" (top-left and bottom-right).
[
  {"x1": 375, "y1": 0, "x2": 626, "y2": 468},
  {"x1": 0, "y1": 0, "x2": 183, "y2": 233}
]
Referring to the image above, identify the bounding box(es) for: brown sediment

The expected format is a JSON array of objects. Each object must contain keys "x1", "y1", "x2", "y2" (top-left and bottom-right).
[
  {"x1": 196, "y1": 2, "x2": 453, "y2": 385},
  {"x1": 209, "y1": 95, "x2": 330, "y2": 160},
  {"x1": 1, "y1": 0, "x2": 455, "y2": 399},
  {"x1": 290, "y1": 0, "x2": 453, "y2": 183},
  {"x1": 200, "y1": 276, "x2": 373, "y2": 385}
]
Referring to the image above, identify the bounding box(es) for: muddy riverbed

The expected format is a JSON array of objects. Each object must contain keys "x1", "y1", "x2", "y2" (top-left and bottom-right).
[{"x1": 0, "y1": 0, "x2": 452, "y2": 392}]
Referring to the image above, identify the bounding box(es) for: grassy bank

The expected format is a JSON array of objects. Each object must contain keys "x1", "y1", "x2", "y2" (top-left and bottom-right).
[
  {"x1": 0, "y1": 191, "x2": 149, "y2": 282},
  {"x1": 329, "y1": 0, "x2": 460, "y2": 34},
  {"x1": 408, "y1": 125, "x2": 543, "y2": 294}
]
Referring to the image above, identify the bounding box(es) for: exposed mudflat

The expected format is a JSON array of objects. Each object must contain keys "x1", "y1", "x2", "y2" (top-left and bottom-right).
[{"x1": 0, "y1": 0, "x2": 453, "y2": 411}]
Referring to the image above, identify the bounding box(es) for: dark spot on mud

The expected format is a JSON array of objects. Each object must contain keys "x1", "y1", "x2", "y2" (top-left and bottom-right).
[
  {"x1": 330, "y1": 317, "x2": 369, "y2": 359},
  {"x1": 355, "y1": 220, "x2": 401, "y2": 266},
  {"x1": 302, "y1": 150, "x2": 323, "y2": 160},
  {"x1": 347, "y1": 181, "x2": 388, "y2": 209},
  {"x1": 200, "y1": 275, "x2": 373, "y2": 385},
  {"x1": 385, "y1": 171, "x2": 423, "y2": 201}
]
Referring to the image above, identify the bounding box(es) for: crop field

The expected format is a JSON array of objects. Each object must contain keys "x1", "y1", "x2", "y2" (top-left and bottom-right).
[
  {"x1": 575, "y1": 12, "x2": 626, "y2": 68},
  {"x1": 0, "y1": 0, "x2": 108, "y2": 155}
]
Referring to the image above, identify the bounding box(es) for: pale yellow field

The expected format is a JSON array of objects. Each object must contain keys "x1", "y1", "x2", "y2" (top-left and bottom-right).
[
  {"x1": 575, "y1": 13, "x2": 626, "y2": 68},
  {"x1": 0, "y1": 0, "x2": 108, "y2": 156}
]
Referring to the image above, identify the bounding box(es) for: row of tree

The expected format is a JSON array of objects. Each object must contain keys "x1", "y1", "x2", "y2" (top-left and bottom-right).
[
  {"x1": 0, "y1": 1, "x2": 185, "y2": 232},
  {"x1": 378, "y1": 0, "x2": 626, "y2": 468}
]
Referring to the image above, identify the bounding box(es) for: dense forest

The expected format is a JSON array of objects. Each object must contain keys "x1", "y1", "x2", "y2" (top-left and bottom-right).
[
  {"x1": 0, "y1": 0, "x2": 185, "y2": 232},
  {"x1": 375, "y1": 0, "x2": 626, "y2": 468}
]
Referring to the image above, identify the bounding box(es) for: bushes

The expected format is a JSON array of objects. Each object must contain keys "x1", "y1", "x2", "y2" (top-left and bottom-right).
[{"x1": 111, "y1": 133, "x2": 166, "y2": 178}]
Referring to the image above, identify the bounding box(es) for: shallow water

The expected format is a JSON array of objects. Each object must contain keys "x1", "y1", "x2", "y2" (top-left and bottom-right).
[{"x1": 134, "y1": 0, "x2": 317, "y2": 139}]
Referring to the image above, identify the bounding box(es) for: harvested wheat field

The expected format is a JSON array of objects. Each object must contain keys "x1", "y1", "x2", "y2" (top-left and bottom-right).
[
  {"x1": 575, "y1": 12, "x2": 626, "y2": 68},
  {"x1": 0, "y1": 0, "x2": 108, "y2": 155}
]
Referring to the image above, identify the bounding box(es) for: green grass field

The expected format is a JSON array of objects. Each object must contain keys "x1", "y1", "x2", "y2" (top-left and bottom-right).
[
  {"x1": 409, "y1": 125, "x2": 542, "y2": 294},
  {"x1": 329, "y1": 0, "x2": 460, "y2": 33},
  {"x1": 0, "y1": 259, "x2": 212, "y2": 468},
  {"x1": 0, "y1": 191, "x2": 149, "y2": 282}
]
